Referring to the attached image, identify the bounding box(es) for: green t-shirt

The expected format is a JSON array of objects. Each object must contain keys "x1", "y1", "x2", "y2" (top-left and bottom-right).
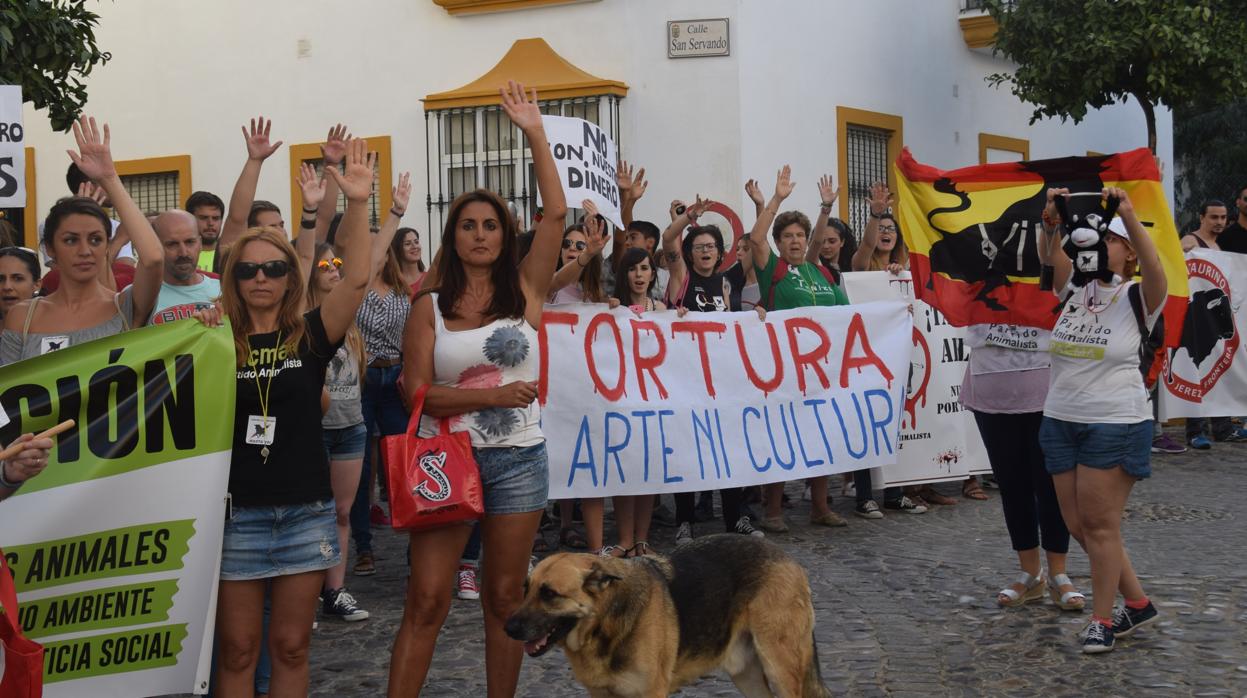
[
  {"x1": 755, "y1": 251, "x2": 849, "y2": 310},
  {"x1": 197, "y1": 249, "x2": 216, "y2": 273}
]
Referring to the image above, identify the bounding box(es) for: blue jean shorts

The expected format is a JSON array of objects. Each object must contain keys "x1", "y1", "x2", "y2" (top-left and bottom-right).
[
  {"x1": 323, "y1": 422, "x2": 367, "y2": 461},
  {"x1": 474, "y1": 443, "x2": 549, "y2": 515},
  {"x1": 220, "y1": 499, "x2": 341, "y2": 580},
  {"x1": 1038, "y1": 417, "x2": 1152, "y2": 480}
]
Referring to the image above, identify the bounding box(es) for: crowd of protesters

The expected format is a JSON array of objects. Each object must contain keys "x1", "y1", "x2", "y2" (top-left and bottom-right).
[{"x1": 2, "y1": 82, "x2": 1243, "y2": 695}]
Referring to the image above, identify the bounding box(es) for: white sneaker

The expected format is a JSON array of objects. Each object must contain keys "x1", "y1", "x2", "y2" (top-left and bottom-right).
[{"x1": 675, "y1": 522, "x2": 693, "y2": 546}]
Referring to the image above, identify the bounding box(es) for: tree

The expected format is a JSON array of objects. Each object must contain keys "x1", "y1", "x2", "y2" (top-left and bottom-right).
[
  {"x1": 1173, "y1": 98, "x2": 1247, "y2": 230},
  {"x1": 0, "y1": 0, "x2": 111, "y2": 132},
  {"x1": 982, "y1": 0, "x2": 1247, "y2": 154}
]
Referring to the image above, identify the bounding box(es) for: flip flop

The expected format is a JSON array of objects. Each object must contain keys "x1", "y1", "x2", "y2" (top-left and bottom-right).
[{"x1": 963, "y1": 479, "x2": 989, "y2": 501}]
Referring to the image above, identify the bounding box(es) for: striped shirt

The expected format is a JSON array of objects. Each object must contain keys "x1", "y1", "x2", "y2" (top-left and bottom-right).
[{"x1": 355, "y1": 289, "x2": 408, "y2": 361}]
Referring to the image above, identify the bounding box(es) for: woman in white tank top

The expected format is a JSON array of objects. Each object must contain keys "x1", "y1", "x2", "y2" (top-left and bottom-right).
[{"x1": 388, "y1": 81, "x2": 568, "y2": 695}]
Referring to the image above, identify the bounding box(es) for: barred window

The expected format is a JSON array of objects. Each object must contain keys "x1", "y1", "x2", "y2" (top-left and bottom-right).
[
  {"x1": 844, "y1": 124, "x2": 893, "y2": 236},
  {"x1": 300, "y1": 157, "x2": 384, "y2": 228},
  {"x1": 120, "y1": 171, "x2": 180, "y2": 214}
]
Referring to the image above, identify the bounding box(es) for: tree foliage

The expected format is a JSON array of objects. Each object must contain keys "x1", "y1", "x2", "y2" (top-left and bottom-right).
[
  {"x1": 982, "y1": 0, "x2": 1247, "y2": 153},
  {"x1": 0, "y1": 0, "x2": 111, "y2": 132},
  {"x1": 1173, "y1": 99, "x2": 1247, "y2": 230}
]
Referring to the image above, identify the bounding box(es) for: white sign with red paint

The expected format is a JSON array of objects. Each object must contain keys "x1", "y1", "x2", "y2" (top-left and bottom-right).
[
  {"x1": 539, "y1": 302, "x2": 912, "y2": 498},
  {"x1": 1160, "y1": 249, "x2": 1247, "y2": 418},
  {"x1": 841, "y1": 271, "x2": 990, "y2": 485}
]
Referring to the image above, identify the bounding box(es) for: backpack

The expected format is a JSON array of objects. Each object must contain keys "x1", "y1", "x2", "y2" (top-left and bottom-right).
[
  {"x1": 1126, "y1": 282, "x2": 1166, "y2": 390},
  {"x1": 766, "y1": 259, "x2": 838, "y2": 311}
]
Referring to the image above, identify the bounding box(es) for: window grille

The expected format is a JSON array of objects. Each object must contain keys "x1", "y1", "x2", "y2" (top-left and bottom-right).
[
  {"x1": 844, "y1": 124, "x2": 893, "y2": 237},
  {"x1": 120, "y1": 171, "x2": 180, "y2": 214},
  {"x1": 425, "y1": 95, "x2": 622, "y2": 238}
]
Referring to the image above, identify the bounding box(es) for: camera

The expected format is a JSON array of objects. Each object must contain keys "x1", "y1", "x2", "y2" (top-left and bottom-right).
[{"x1": 675, "y1": 204, "x2": 687, "y2": 216}]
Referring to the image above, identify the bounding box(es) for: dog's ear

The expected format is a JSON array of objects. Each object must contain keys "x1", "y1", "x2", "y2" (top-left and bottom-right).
[{"x1": 583, "y1": 561, "x2": 622, "y2": 594}]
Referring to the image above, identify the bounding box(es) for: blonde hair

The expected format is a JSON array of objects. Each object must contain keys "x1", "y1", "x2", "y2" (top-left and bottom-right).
[{"x1": 221, "y1": 227, "x2": 307, "y2": 366}]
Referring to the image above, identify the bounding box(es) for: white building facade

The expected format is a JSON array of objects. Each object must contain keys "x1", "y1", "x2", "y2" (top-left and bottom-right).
[{"x1": 14, "y1": 0, "x2": 1173, "y2": 261}]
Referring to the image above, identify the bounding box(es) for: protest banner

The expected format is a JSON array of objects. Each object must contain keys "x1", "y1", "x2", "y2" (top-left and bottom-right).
[
  {"x1": 841, "y1": 271, "x2": 990, "y2": 485},
  {"x1": 894, "y1": 147, "x2": 1187, "y2": 346},
  {"x1": 0, "y1": 85, "x2": 25, "y2": 208},
  {"x1": 0, "y1": 321, "x2": 234, "y2": 697},
  {"x1": 1160, "y1": 249, "x2": 1247, "y2": 419},
  {"x1": 540, "y1": 115, "x2": 623, "y2": 229},
  {"x1": 540, "y1": 302, "x2": 912, "y2": 499}
]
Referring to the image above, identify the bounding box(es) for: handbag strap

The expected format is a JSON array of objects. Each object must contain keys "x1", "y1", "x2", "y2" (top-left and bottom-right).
[
  {"x1": 0, "y1": 550, "x2": 21, "y2": 635},
  {"x1": 407, "y1": 384, "x2": 453, "y2": 436}
]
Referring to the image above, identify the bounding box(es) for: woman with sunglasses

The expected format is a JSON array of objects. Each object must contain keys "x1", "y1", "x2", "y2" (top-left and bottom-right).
[
  {"x1": 388, "y1": 81, "x2": 566, "y2": 696},
  {"x1": 0, "y1": 247, "x2": 41, "y2": 321},
  {"x1": 1, "y1": 118, "x2": 162, "y2": 366},
  {"x1": 208, "y1": 138, "x2": 374, "y2": 695}
]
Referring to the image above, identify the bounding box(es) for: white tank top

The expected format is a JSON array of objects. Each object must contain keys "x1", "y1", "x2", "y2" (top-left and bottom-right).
[{"x1": 418, "y1": 293, "x2": 544, "y2": 448}]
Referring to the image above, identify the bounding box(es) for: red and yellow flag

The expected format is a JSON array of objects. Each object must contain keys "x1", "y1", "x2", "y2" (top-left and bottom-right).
[{"x1": 894, "y1": 147, "x2": 1188, "y2": 346}]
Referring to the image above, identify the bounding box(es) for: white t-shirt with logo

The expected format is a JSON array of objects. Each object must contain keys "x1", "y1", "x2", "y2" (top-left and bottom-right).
[{"x1": 1043, "y1": 280, "x2": 1161, "y2": 424}]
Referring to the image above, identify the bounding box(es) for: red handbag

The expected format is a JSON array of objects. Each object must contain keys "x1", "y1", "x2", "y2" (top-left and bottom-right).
[
  {"x1": 0, "y1": 551, "x2": 43, "y2": 698},
  {"x1": 383, "y1": 385, "x2": 485, "y2": 531}
]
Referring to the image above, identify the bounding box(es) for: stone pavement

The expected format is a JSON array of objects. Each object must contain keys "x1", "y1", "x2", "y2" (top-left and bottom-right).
[{"x1": 300, "y1": 427, "x2": 1245, "y2": 697}]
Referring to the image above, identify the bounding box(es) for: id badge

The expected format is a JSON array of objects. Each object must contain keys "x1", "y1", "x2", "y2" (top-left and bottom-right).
[
  {"x1": 41, "y1": 335, "x2": 71, "y2": 355},
  {"x1": 245, "y1": 415, "x2": 276, "y2": 446}
]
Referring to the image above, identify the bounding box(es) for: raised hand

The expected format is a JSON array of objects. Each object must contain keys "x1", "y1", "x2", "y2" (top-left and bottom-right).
[
  {"x1": 298, "y1": 162, "x2": 327, "y2": 210},
  {"x1": 1043, "y1": 187, "x2": 1070, "y2": 228},
  {"x1": 392, "y1": 172, "x2": 412, "y2": 214},
  {"x1": 500, "y1": 80, "x2": 543, "y2": 133},
  {"x1": 669, "y1": 199, "x2": 686, "y2": 222},
  {"x1": 76, "y1": 180, "x2": 108, "y2": 205},
  {"x1": 868, "y1": 181, "x2": 893, "y2": 216},
  {"x1": 818, "y1": 174, "x2": 839, "y2": 208},
  {"x1": 322, "y1": 123, "x2": 351, "y2": 166},
  {"x1": 242, "y1": 116, "x2": 283, "y2": 162},
  {"x1": 1104, "y1": 186, "x2": 1133, "y2": 217},
  {"x1": 625, "y1": 164, "x2": 647, "y2": 201},
  {"x1": 616, "y1": 160, "x2": 635, "y2": 198},
  {"x1": 774, "y1": 165, "x2": 796, "y2": 201},
  {"x1": 66, "y1": 116, "x2": 117, "y2": 183},
  {"x1": 582, "y1": 199, "x2": 608, "y2": 256},
  {"x1": 686, "y1": 194, "x2": 713, "y2": 222},
  {"x1": 745, "y1": 178, "x2": 764, "y2": 208},
  {"x1": 324, "y1": 138, "x2": 376, "y2": 203}
]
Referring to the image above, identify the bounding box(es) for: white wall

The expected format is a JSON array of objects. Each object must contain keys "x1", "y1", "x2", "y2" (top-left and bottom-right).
[{"x1": 18, "y1": 0, "x2": 1172, "y2": 251}]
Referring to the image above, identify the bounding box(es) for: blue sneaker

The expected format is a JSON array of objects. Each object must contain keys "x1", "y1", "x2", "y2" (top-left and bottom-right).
[
  {"x1": 1112, "y1": 602, "x2": 1158, "y2": 638},
  {"x1": 1217, "y1": 428, "x2": 1247, "y2": 443},
  {"x1": 1081, "y1": 620, "x2": 1115, "y2": 654},
  {"x1": 1188, "y1": 435, "x2": 1212, "y2": 450}
]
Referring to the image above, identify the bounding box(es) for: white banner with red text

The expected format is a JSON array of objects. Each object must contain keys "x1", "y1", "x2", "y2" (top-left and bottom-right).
[
  {"x1": 539, "y1": 302, "x2": 912, "y2": 499},
  {"x1": 840, "y1": 272, "x2": 991, "y2": 485}
]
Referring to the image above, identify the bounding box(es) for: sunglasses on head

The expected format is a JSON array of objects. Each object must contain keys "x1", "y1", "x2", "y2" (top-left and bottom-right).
[
  {"x1": 562, "y1": 239, "x2": 587, "y2": 251},
  {"x1": 235, "y1": 260, "x2": 290, "y2": 280},
  {"x1": 317, "y1": 257, "x2": 343, "y2": 271}
]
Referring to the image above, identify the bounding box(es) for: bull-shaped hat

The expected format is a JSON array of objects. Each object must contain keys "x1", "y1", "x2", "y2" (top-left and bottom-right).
[{"x1": 1054, "y1": 193, "x2": 1121, "y2": 287}]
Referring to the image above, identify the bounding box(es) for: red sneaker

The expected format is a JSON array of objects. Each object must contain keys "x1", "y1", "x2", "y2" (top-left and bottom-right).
[{"x1": 370, "y1": 504, "x2": 391, "y2": 527}]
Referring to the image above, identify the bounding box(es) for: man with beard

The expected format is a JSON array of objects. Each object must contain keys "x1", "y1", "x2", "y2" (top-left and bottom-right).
[
  {"x1": 186, "y1": 190, "x2": 225, "y2": 272},
  {"x1": 149, "y1": 209, "x2": 221, "y2": 324},
  {"x1": 1218, "y1": 185, "x2": 1247, "y2": 254}
]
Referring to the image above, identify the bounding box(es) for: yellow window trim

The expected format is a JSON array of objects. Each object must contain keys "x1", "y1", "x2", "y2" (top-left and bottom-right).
[
  {"x1": 1087, "y1": 150, "x2": 1105, "y2": 157},
  {"x1": 959, "y1": 14, "x2": 997, "y2": 49},
  {"x1": 288, "y1": 136, "x2": 393, "y2": 225},
  {"x1": 114, "y1": 154, "x2": 193, "y2": 210},
  {"x1": 433, "y1": 0, "x2": 596, "y2": 15},
  {"x1": 978, "y1": 133, "x2": 1030, "y2": 164},
  {"x1": 23, "y1": 147, "x2": 37, "y2": 248},
  {"x1": 836, "y1": 106, "x2": 904, "y2": 224}
]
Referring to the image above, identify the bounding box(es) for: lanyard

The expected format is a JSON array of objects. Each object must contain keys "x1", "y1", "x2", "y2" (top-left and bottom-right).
[{"x1": 247, "y1": 332, "x2": 281, "y2": 463}]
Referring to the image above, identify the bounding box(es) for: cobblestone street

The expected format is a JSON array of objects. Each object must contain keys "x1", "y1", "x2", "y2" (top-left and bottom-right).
[{"x1": 304, "y1": 427, "x2": 1246, "y2": 697}]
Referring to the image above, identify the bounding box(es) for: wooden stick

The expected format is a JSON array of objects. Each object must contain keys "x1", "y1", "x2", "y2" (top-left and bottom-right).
[{"x1": 0, "y1": 420, "x2": 76, "y2": 462}]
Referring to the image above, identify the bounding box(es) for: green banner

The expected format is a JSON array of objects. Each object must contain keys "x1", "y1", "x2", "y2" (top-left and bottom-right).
[
  {"x1": 0, "y1": 320, "x2": 235, "y2": 494},
  {"x1": 41, "y1": 623, "x2": 188, "y2": 684},
  {"x1": 18, "y1": 579, "x2": 179, "y2": 639},
  {"x1": 4, "y1": 520, "x2": 195, "y2": 592}
]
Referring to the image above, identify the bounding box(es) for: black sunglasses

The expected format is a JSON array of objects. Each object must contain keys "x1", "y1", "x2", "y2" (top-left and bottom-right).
[
  {"x1": 235, "y1": 260, "x2": 290, "y2": 280},
  {"x1": 562, "y1": 239, "x2": 587, "y2": 251}
]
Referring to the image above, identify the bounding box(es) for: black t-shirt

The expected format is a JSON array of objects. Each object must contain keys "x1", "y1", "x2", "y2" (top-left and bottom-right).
[
  {"x1": 674, "y1": 270, "x2": 734, "y2": 312},
  {"x1": 1219, "y1": 221, "x2": 1247, "y2": 254},
  {"x1": 230, "y1": 308, "x2": 342, "y2": 506},
  {"x1": 724, "y1": 263, "x2": 747, "y2": 312}
]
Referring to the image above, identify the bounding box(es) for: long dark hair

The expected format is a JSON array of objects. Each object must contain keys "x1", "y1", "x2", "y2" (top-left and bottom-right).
[
  {"x1": 612, "y1": 247, "x2": 656, "y2": 305},
  {"x1": 426, "y1": 189, "x2": 525, "y2": 320},
  {"x1": 867, "y1": 213, "x2": 909, "y2": 271},
  {"x1": 554, "y1": 223, "x2": 606, "y2": 303},
  {"x1": 393, "y1": 227, "x2": 427, "y2": 273},
  {"x1": 820, "y1": 218, "x2": 858, "y2": 271}
]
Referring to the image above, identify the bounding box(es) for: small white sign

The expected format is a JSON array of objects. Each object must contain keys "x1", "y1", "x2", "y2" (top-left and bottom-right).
[
  {"x1": 540, "y1": 115, "x2": 623, "y2": 229},
  {"x1": 0, "y1": 85, "x2": 24, "y2": 208},
  {"x1": 667, "y1": 18, "x2": 730, "y2": 59}
]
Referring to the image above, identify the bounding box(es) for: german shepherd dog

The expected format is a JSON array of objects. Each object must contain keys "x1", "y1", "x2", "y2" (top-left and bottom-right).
[{"x1": 505, "y1": 534, "x2": 831, "y2": 697}]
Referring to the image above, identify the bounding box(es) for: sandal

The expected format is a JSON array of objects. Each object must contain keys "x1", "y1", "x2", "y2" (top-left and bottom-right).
[
  {"x1": 532, "y1": 530, "x2": 551, "y2": 554},
  {"x1": 997, "y1": 570, "x2": 1046, "y2": 607},
  {"x1": 559, "y1": 527, "x2": 588, "y2": 549},
  {"x1": 963, "y1": 478, "x2": 989, "y2": 501},
  {"x1": 627, "y1": 541, "x2": 655, "y2": 558},
  {"x1": 596, "y1": 545, "x2": 626, "y2": 559},
  {"x1": 1048, "y1": 573, "x2": 1086, "y2": 611},
  {"x1": 917, "y1": 485, "x2": 957, "y2": 506}
]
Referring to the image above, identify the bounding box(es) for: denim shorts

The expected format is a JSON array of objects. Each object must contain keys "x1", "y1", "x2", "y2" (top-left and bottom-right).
[
  {"x1": 474, "y1": 443, "x2": 549, "y2": 515},
  {"x1": 1038, "y1": 417, "x2": 1152, "y2": 480},
  {"x1": 220, "y1": 499, "x2": 341, "y2": 580},
  {"x1": 323, "y1": 422, "x2": 367, "y2": 461}
]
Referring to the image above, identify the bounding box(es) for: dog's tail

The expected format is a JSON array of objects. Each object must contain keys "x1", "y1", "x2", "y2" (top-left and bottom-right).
[{"x1": 803, "y1": 632, "x2": 833, "y2": 698}]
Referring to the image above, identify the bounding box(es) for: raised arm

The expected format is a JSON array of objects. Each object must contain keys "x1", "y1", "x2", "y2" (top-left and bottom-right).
[
  {"x1": 748, "y1": 166, "x2": 796, "y2": 271},
  {"x1": 218, "y1": 116, "x2": 283, "y2": 257},
  {"x1": 616, "y1": 160, "x2": 647, "y2": 229},
  {"x1": 807, "y1": 174, "x2": 838, "y2": 264},
  {"x1": 549, "y1": 200, "x2": 607, "y2": 294},
  {"x1": 318, "y1": 138, "x2": 375, "y2": 344},
  {"x1": 1111, "y1": 188, "x2": 1167, "y2": 313},
  {"x1": 295, "y1": 162, "x2": 326, "y2": 288},
  {"x1": 508, "y1": 81, "x2": 568, "y2": 307},
  {"x1": 66, "y1": 117, "x2": 162, "y2": 325},
  {"x1": 1039, "y1": 187, "x2": 1073, "y2": 296},
  {"x1": 744, "y1": 178, "x2": 765, "y2": 220},
  {"x1": 372, "y1": 172, "x2": 411, "y2": 277},
  {"x1": 661, "y1": 195, "x2": 711, "y2": 297},
  {"x1": 315, "y1": 124, "x2": 349, "y2": 244},
  {"x1": 851, "y1": 181, "x2": 892, "y2": 271}
]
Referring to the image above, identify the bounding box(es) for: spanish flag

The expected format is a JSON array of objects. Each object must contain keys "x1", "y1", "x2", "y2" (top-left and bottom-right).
[{"x1": 895, "y1": 147, "x2": 1188, "y2": 346}]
